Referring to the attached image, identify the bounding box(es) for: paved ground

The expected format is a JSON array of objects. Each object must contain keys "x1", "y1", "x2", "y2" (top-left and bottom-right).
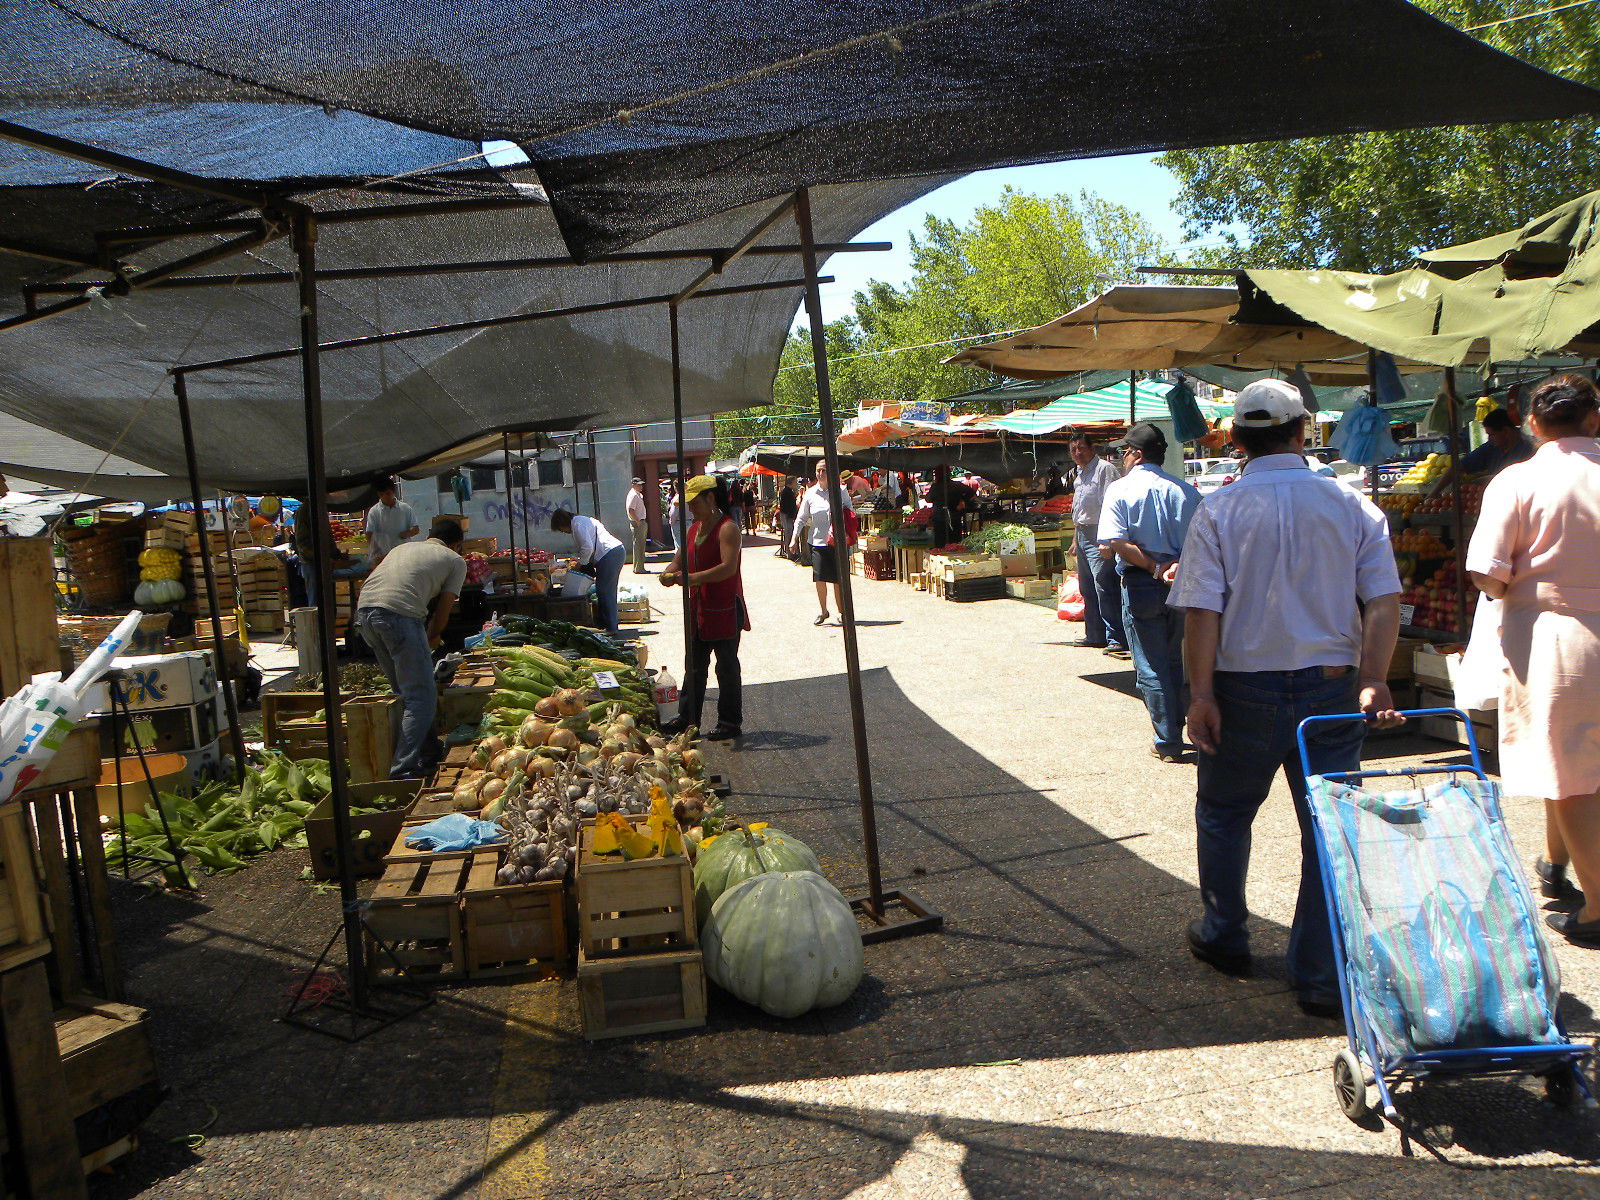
[{"x1": 93, "y1": 536, "x2": 1600, "y2": 1200}]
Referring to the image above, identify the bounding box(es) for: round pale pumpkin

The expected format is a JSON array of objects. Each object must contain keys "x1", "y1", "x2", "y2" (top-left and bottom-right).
[
  {"x1": 701, "y1": 869, "x2": 864, "y2": 1019},
  {"x1": 692, "y1": 826, "x2": 821, "y2": 926}
]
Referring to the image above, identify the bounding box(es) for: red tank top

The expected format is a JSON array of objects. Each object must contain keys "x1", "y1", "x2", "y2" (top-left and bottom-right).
[{"x1": 687, "y1": 515, "x2": 749, "y2": 640}]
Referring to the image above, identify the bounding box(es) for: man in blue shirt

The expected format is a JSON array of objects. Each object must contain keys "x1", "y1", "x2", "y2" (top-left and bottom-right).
[{"x1": 1100, "y1": 423, "x2": 1200, "y2": 762}]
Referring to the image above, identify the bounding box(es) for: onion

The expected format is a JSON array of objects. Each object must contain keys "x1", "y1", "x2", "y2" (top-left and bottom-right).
[
  {"x1": 503, "y1": 747, "x2": 532, "y2": 772},
  {"x1": 452, "y1": 780, "x2": 480, "y2": 809},
  {"x1": 520, "y1": 716, "x2": 551, "y2": 747},
  {"x1": 679, "y1": 748, "x2": 703, "y2": 774},
  {"x1": 613, "y1": 752, "x2": 644, "y2": 774},
  {"x1": 490, "y1": 750, "x2": 513, "y2": 774},
  {"x1": 533, "y1": 695, "x2": 562, "y2": 720},
  {"x1": 480, "y1": 777, "x2": 507, "y2": 803},
  {"x1": 613, "y1": 712, "x2": 637, "y2": 731},
  {"x1": 554, "y1": 688, "x2": 587, "y2": 717},
  {"x1": 548, "y1": 727, "x2": 580, "y2": 752},
  {"x1": 599, "y1": 739, "x2": 625, "y2": 759}
]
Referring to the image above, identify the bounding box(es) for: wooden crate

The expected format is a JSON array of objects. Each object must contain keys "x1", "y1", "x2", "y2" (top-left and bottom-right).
[
  {"x1": 617, "y1": 598, "x2": 653, "y2": 624},
  {"x1": 1006, "y1": 577, "x2": 1053, "y2": 600},
  {"x1": 576, "y1": 820, "x2": 695, "y2": 959},
  {"x1": 381, "y1": 820, "x2": 477, "y2": 867},
  {"x1": 0, "y1": 538, "x2": 60, "y2": 695},
  {"x1": 0, "y1": 806, "x2": 50, "y2": 973},
  {"x1": 364, "y1": 855, "x2": 474, "y2": 982},
  {"x1": 302, "y1": 779, "x2": 420, "y2": 880},
  {"x1": 244, "y1": 610, "x2": 285, "y2": 634},
  {"x1": 577, "y1": 948, "x2": 706, "y2": 1040},
  {"x1": 55, "y1": 995, "x2": 157, "y2": 1123},
  {"x1": 462, "y1": 850, "x2": 569, "y2": 978},
  {"x1": 344, "y1": 695, "x2": 398, "y2": 785},
  {"x1": 1415, "y1": 683, "x2": 1497, "y2": 753}
]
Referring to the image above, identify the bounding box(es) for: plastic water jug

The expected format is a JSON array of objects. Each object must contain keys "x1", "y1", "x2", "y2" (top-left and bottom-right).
[{"x1": 653, "y1": 666, "x2": 679, "y2": 725}]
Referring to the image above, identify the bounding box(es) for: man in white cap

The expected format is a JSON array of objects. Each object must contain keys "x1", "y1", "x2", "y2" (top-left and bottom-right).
[
  {"x1": 626, "y1": 476, "x2": 650, "y2": 573},
  {"x1": 1170, "y1": 378, "x2": 1405, "y2": 1020}
]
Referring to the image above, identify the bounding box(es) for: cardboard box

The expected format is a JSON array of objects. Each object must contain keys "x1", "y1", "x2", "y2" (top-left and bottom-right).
[
  {"x1": 304, "y1": 779, "x2": 422, "y2": 879},
  {"x1": 999, "y1": 552, "x2": 1037, "y2": 578}
]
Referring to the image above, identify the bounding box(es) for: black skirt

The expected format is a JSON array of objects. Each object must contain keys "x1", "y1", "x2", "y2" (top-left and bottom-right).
[{"x1": 810, "y1": 543, "x2": 840, "y2": 583}]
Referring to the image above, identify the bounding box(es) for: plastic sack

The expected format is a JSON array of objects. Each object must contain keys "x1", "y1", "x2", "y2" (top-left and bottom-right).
[
  {"x1": 402, "y1": 813, "x2": 505, "y2": 852},
  {"x1": 1453, "y1": 594, "x2": 1505, "y2": 712},
  {"x1": 1307, "y1": 774, "x2": 1562, "y2": 1059},
  {"x1": 1057, "y1": 573, "x2": 1085, "y2": 622}
]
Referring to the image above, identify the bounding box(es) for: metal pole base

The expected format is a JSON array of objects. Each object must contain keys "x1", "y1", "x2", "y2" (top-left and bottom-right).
[
  {"x1": 281, "y1": 918, "x2": 433, "y2": 1042},
  {"x1": 849, "y1": 888, "x2": 944, "y2": 944}
]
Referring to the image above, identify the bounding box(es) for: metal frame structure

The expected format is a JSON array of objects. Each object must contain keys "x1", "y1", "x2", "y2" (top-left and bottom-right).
[{"x1": 0, "y1": 121, "x2": 942, "y2": 1036}]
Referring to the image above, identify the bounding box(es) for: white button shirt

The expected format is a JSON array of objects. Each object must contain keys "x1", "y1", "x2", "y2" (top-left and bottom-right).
[{"x1": 1169, "y1": 454, "x2": 1399, "y2": 673}]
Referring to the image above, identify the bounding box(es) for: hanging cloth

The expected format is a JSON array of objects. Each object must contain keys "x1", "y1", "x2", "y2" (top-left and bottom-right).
[
  {"x1": 452, "y1": 471, "x2": 472, "y2": 506},
  {"x1": 1164, "y1": 377, "x2": 1210, "y2": 444},
  {"x1": 1330, "y1": 396, "x2": 1398, "y2": 465},
  {"x1": 1371, "y1": 351, "x2": 1406, "y2": 408}
]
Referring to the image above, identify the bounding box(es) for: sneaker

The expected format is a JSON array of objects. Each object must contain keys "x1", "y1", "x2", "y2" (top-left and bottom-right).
[{"x1": 1186, "y1": 920, "x2": 1251, "y2": 976}]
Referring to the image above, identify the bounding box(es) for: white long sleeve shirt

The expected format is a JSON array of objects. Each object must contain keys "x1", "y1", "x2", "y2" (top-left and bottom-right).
[
  {"x1": 794, "y1": 484, "x2": 853, "y2": 547},
  {"x1": 569, "y1": 514, "x2": 624, "y2": 567}
]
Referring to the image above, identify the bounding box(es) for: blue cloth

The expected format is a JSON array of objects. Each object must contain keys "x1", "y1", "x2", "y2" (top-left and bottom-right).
[
  {"x1": 1121, "y1": 572, "x2": 1185, "y2": 754},
  {"x1": 1098, "y1": 464, "x2": 1200, "y2": 574},
  {"x1": 1074, "y1": 522, "x2": 1125, "y2": 647},
  {"x1": 1194, "y1": 669, "x2": 1365, "y2": 1004},
  {"x1": 357, "y1": 605, "x2": 438, "y2": 778},
  {"x1": 591, "y1": 542, "x2": 627, "y2": 634},
  {"x1": 1164, "y1": 378, "x2": 1211, "y2": 445},
  {"x1": 1330, "y1": 400, "x2": 1399, "y2": 466},
  {"x1": 1372, "y1": 351, "x2": 1406, "y2": 408},
  {"x1": 403, "y1": 813, "x2": 504, "y2": 852}
]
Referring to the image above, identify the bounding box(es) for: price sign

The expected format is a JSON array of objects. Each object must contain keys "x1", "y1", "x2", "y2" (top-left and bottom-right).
[
  {"x1": 592, "y1": 670, "x2": 620, "y2": 691},
  {"x1": 1399, "y1": 603, "x2": 1415, "y2": 628}
]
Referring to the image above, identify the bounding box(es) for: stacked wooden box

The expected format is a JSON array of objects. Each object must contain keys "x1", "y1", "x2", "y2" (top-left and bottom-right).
[
  {"x1": 180, "y1": 531, "x2": 237, "y2": 616},
  {"x1": 574, "y1": 818, "x2": 704, "y2": 1040},
  {"x1": 59, "y1": 524, "x2": 134, "y2": 608},
  {"x1": 234, "y1": 551, "x2": 288, "y2": 633}
]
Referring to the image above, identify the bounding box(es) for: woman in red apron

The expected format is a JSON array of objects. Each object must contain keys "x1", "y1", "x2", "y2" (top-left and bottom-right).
[{"x1": 659, "y1": 475, "x2": 749, "y2": 740}]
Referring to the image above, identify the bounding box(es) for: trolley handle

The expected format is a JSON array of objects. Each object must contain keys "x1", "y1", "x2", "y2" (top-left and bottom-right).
[{"x1": 1296, "y1": 708, "x2": 1487, "y2": 779}]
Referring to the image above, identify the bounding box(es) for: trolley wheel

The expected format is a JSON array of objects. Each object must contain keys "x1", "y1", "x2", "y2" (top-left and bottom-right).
[
  {"x1": 1334, "y1": 1049, "x2": 1369, "y2": 1120},
  {"x1": 1545, "y1": 1068, "x2": 1578, "y2": 1110}
]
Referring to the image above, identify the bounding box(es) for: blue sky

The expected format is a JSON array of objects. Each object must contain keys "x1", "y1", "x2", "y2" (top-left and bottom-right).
[{"x1": 810, "y1": 153, "x2": 1190, "y2": 322}]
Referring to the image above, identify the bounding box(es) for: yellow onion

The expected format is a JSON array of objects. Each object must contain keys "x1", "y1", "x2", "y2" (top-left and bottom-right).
[
  {"x1": 548, "y1": 727, "x2": 580, "y2": 752},
  {"x1": 553, "y1": 688, "x2": 587, "y2": 717},
  {"x1": 533, "y1": 695, "x2": 562, "y2": 720}
]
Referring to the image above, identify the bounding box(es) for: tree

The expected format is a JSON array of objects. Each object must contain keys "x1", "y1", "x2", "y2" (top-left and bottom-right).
[
  {"x1": 715, "y1": 187, "x2": 1166, "y2": 450},
  {"x1": 1158, "y1": 2, "x2": 1600, "y2": 273}
]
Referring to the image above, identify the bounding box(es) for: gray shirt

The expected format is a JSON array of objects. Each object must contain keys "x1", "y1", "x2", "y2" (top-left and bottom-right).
[
  {"x1": 357, "y1": 539, "x2": 467, "y2": 620},
  {"x1": 364, "y1": 500, "x2": 418, "y2": 558},
  {"x1": 1071, "y1": 456, "x2": 1120, "y2": 526}
]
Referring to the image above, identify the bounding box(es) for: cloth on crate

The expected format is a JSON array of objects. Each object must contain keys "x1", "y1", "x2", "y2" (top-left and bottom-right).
[
  {"x1": 1307, "y1": 774, "x2": 1563, "y2": 1058},
  {"x1": 403, "y1": 813, "x2": 505, "y2": 852}
]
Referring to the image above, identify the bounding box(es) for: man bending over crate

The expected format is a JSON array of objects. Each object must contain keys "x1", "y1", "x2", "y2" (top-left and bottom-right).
[
  {"x1": 355, "y1": 517, "x2": 468, "y2": 778},
  {"x1": 1171, "y1": 379, "x2": 1405, "y2": 1020}
]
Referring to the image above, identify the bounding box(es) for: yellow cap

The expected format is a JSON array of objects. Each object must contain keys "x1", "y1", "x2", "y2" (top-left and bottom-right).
[{"x1": 684, "y1": 474, "x2": 718, "y2": 502}]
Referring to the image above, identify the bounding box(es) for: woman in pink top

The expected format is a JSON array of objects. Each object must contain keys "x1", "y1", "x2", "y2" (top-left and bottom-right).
[{"x1": 1467, "y1": 374, "x2": 1600, "y2": 944}]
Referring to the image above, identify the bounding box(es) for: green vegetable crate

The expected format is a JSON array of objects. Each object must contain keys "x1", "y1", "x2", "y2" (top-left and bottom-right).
[{"x1": 302, "y1": 778, "x2": 421, "y2": 880}]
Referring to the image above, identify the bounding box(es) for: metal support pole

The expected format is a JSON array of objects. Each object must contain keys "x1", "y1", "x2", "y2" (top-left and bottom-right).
[
  {"x1": 795, "y1": 189, "x2": 884, "y2": 910},
  {"x1": 501, "y1": 433, "x2": 519, "y2": 597},
  {"x1": 1128, "y1": 373, "x2": 1137, "y2": 426},
  {"x1": 173, "y1": 377, "x2": 248, "y2": 783},
  {"x1": 1443, "y1": 369, "x2": 1469, "y2": 635},
  {"x1": 586, "y1": 431, "x2": 602, "y2": 522},
  {"x1": 669, "y1": 305, "x2": 695, "y2": 668},
  {"x1": 289, "y1": 208, "x2": 367, "y2": 1009}
]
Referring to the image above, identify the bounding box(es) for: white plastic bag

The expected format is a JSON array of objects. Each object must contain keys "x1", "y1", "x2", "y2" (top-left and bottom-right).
[{"x1": 1453, "y1": 593, "x2": 1505, "y2": 712}]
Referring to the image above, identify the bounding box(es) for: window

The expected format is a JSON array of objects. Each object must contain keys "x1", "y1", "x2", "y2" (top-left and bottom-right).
[
  {"x1": 571, "y1": 457, "x2": 596, "y2": 485},
  {"x1": 470, "y1": 467, "x2": 497, "y2": 491},
  {"x1": 537, "y1": 458, "x2": 564, "y2": 488},
  {"x1": 435, "y1": 472, "x2": 454, "y2": 494},
  {"x1": 509, "y1": 461, "x2": 533, "y2": 489}
]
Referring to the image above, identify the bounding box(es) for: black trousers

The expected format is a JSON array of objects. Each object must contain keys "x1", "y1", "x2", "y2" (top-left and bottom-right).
[{"x1": 678, "y1": 628, "x2": 742, "y2": 731}]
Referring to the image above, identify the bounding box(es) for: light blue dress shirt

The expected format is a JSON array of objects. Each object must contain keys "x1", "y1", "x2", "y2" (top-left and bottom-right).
[{"x1": 1098, "y1": 464, "x2": 1200, "y2": 573}]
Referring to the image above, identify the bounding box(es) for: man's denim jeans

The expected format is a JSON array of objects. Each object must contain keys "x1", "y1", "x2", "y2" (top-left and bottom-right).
[
  {"x1": 1121, "y1": 571, "x2": 1185, "y2": 755},
  {"x1": 357, "y1": 606, "x2": 436, "y2": 779},
  {"x1": 592, "y1": 543, "x2": 627, "y2": 634},
  {"x1": 1195, "y1": 668, "x2": 1365, "y2": 1002},
  {"x1": 1075, "y1": 523, "x2": 1125, "y2": 647}
]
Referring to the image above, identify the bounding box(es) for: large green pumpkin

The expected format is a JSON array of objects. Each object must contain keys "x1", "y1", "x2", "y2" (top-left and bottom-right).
[
  {"x1": 692, "y1": 826, "x2": 821, "y2": 926},
  {"x1": 702, "y1": 870, "x2": 864, "y2": 1019}
]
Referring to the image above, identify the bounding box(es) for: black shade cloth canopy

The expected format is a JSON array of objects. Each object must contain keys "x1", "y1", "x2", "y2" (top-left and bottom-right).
[
  {"x1": 15, "y1": 0, "x2": 1600, "y2": 258},
  {"x1": 0, "y1": 172, "x2": 942, "y2": 494}
]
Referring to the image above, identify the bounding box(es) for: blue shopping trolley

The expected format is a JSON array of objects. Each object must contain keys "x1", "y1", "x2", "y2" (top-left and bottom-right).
[{"x1": 1297, "y1": 708, "x2": 1595, "y2": 1122}]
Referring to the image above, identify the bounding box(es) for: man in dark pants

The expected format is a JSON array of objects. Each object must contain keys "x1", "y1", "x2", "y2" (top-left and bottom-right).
[
  {"x1": 660, "y1": 475, "x2": 747, "y2": 741},
  {"x1": 1172, "y1": 379, "x2": 1405, "y2": 1019},
  {"x1": 1067, "y1": 432, "x2": 1126, "y2": 655}
]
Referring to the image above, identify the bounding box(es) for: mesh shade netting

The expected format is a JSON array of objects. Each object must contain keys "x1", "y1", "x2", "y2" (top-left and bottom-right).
[
  {"x1": 0, "y1": 172, "x2": 943, "y2": 494},
  {"x1": 9, "y1": 1, "x2": 1600, "y2": 258}
]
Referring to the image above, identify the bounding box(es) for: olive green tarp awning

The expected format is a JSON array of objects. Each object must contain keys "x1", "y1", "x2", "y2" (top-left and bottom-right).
[{"x1": 1249, "y1": 191, "x2": 1600, "y2": 368}]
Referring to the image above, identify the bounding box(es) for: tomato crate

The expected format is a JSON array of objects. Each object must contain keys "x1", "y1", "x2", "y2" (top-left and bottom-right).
[
  {"x1": 577, "y1": 947, "x2": 706, "y2": 1040},
  {"x1": 364, "y1": 855, "x2": 474, "y2": 982},
  {"x1": 576, "y1": 821, "x2": 695, "y2": 959},
  {"x1": 461, "y1": 849, "x2": 569, "y2": 979}
]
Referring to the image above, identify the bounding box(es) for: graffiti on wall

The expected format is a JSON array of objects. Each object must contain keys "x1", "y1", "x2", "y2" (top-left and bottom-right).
[{"x1": 480, "y1": 492, "x2": 560, "y2": 540}]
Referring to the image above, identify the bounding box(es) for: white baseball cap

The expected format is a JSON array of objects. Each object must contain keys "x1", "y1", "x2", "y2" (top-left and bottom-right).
[{"x1": 1233, "y1": 378, "x2": 1309, "y2": 428}]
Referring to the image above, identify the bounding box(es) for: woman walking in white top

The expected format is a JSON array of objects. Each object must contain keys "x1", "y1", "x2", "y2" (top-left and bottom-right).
[{"x1": 789, "y1": 460, "x2": 854, "y2": 625}]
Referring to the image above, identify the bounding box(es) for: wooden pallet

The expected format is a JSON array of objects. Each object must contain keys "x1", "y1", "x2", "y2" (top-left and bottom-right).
[
  {"x1": 461, "y1": 850, "x2": 569, "y2": 979},
  {"x1": 577, "y1": 947, "x2": 706, "y2": 1040},
  {"x1": 576, "y1": 820, "x2": 695, "y2": 959},
  {"x1": 364, "y1": 855, "x2": 474, "y2": 982}
]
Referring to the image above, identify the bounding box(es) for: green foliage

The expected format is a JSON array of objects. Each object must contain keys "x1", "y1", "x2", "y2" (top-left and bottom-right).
[
  {"x1": 1158, "y1": 2, "x2": 1600, "y2": 272},
  {"x1": 714, "y1": 188, "x2": 1166, "y2": 453}
]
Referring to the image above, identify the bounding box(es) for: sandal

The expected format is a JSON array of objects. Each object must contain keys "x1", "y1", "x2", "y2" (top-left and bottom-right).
[{"x1": 814, "y1": 613, "x2": 829, "y2": 625}]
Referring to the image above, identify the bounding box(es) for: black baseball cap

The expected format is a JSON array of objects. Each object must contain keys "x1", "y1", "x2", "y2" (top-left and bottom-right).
[{"x1": 1109, "y1": 422, "x2": 1167, "y2": 457}]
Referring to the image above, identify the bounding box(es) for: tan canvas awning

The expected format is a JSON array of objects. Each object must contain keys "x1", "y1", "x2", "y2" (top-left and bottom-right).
[{"x1": 942, "y1": 285, "x2": 1412, "y2": 383}]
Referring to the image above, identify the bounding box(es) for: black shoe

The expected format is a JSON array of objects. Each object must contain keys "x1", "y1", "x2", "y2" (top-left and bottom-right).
[
  {"x1": 814, "y1": 612, "x2": 829, "y2": 625},
  {"x1": 1536, "y1": 858, "x2": 1585, "y2": 907},
  {"x1": 658, "y1": 718, "x2": 689, "y2": 736},
  {"x1": 1151, "y1": 747, "x2": 1188, "y2": 764},
  {"x1": 1546, "y1": 910, "x2": 1600, "y2": 945},
  {"x1": 1296, "y1": 994, "x2": 1343, "y2": 1021},
  {"x1": 1072, "y1": 638, "x2": 1107, "y2": 649},
  {"x1": 1186, "y1": 920, "x2": 1251, "y2": 977},
  {"x1": 704, "y1": 725, "x2": 741, "y2": 742},
  {"x1": 1103, "y1": 645, "x2": 1131, "y2": 660}
]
